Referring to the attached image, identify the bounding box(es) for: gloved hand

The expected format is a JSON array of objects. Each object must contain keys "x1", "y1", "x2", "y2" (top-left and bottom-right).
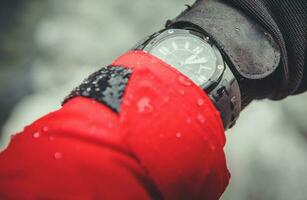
[{"x1": 0, "y1": 51, "x2": 230, "y2": 200}]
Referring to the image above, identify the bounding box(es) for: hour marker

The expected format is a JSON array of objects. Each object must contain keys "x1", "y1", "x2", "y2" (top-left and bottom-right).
[
  {"x1": 198, "y1": 76, "x2": 207, "y2": 83},
  {"x1": 193, "y1": 47, "x2": 203, "y2": 54},
  {"x1": 185, "y1": 42, "x2": 190, "y2": 49},
  {"x1": 172, "y1": 42, "x2": 178, "y2": 50}
]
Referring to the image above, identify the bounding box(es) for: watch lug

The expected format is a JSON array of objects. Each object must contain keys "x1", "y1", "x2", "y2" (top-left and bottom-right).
[{"x1": 209, "y1": 63, "x2": 241, "y2": 129}]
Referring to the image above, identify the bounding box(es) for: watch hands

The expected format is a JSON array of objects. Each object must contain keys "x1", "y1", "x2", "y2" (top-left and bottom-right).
[
  {"x1": 183, "y1": 57, "x2": 208, "y2": 65},
  {"x1": 184, "y1": 54, "x2": 198, "y2": 63}
]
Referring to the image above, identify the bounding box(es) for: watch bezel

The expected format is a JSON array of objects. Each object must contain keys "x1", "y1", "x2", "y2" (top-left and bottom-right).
[
  {"x1": 132, "y1": 28, "x2": 241, "y2": 129},
  {"x1": 133, "y1": 28, "x2": 225, "y2": 91}
]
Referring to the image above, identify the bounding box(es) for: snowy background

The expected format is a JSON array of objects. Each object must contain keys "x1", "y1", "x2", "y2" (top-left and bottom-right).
[{"x1": 1, "y1": 0, "x2": 307, "y2": 199}]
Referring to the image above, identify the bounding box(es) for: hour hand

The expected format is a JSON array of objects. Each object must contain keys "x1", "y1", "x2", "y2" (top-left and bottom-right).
[{"x1": 183, "y1": 57, "x2": 208, "y2": 65}]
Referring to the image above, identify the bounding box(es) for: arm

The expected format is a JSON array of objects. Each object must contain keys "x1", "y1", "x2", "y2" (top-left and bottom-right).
[
  {"x1": 0, "y1": 0, "x2": 306, "y2": 199},
  {"x1": 0, "y1": 51, "x2": 229, "y2": 200}
]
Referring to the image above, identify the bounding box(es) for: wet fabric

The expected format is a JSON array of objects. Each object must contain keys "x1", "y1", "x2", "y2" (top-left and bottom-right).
[
  {"x1": 64, "y1": 66, "x2": 132, "y2": 113},
  {"x1": 0, "y1": 51, "x2": 229, "y2": 200}
]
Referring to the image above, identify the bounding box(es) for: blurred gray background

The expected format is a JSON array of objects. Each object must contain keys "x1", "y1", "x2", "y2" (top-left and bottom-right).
[{"x1": 1, "y1": 0, "x2": 307, "y2": 199}]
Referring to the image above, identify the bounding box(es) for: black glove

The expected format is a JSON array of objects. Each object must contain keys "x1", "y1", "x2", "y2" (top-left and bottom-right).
[{"x1": 167, "y1": 0, "x2": 307, "y2": 107}]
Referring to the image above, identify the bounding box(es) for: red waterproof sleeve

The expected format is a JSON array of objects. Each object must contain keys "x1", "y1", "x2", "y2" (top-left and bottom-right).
[{"x1": 0, "y1": 51, "x2": 230, "y2": 200}]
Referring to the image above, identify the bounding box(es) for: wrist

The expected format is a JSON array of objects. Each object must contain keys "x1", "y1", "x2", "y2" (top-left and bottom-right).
[
  {"x1": 132, "y1": 28, "x2": 241, "y2": 129},
  {"x1": 167, "y1": 0, "x2": 281, "y2": 107}
]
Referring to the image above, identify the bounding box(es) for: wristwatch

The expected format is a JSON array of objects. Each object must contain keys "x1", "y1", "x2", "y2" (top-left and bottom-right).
[{"x1": 133, "y1": 27, "x2": 241, "y2": 129}]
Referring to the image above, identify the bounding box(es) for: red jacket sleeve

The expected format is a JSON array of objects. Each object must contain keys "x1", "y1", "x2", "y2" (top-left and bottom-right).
[{"x1": 0, "y1": 51, "x2": 230, "y2": 200}]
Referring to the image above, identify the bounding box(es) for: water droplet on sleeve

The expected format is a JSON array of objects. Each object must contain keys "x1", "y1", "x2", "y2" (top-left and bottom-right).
[
  {"x1": 197, "y1": 114, "x2": 206, "y2": 124},
  {"x1": 197, "y1": 98, "x2": 205, "y2": 106},
  {"x1": 177, "y1": 75, "x2": 192, "y2": 86},
  {"x1": 137, "y1": 97, "x2": 154, "y2": 114},
  {"x1": 186, "y1": 118, "x2": 192, "y2": 124},
  {"x1": 32, "y1": 132, "x2": 40, "y2": 139},
  {"x1": 49, "y1": 135, "x2": 55, "y2": 141},
  {"x1": 210, "y1": 144, "x2": 216, "y2": 151},
  {"x1": 54, "y1": 152, "x2": 62, "y2": 159}
]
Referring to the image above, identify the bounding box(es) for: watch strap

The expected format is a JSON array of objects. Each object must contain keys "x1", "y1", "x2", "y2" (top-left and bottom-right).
[{"x1": 209, "y1": 62, "x2": 241, "y2": 129}]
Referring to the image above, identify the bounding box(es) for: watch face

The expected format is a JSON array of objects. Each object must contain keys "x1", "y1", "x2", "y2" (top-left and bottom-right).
[{"x1": 148, "y1": 30, "x2": 219, "y2": 87}]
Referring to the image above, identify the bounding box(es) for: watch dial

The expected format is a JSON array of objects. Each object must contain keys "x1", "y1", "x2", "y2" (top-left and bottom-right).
[{"x1": 149, "y1": 33, "x2": 218, "y2": 86}]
